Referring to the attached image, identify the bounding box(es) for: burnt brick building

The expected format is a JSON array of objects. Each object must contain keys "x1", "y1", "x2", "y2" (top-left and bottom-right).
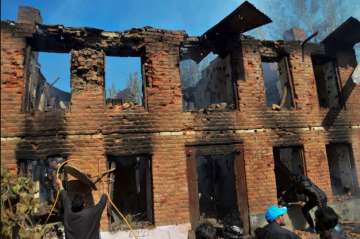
[{"x1": 1, "y1": 2, "x2": 359, "y2": 238}]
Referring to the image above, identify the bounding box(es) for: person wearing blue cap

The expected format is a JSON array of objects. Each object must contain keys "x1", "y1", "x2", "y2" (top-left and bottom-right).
[{"x1": 255, "y1": 205, "x2": 300, "y2": 239}]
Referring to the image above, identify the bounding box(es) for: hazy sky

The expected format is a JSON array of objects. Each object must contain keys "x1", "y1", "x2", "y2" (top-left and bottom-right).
[{"x1": 1, "y1": 0, "x2": 359, "y2": 93}]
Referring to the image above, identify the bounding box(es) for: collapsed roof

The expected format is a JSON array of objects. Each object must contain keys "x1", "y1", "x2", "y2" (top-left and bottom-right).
[
  {"x1": 322, "y1": 17, "x2": 360, "y2": 49},
  {"x1": 181, "y1": 1, "x2": 272, "y2": 62},
  {"x1": 202, "y1": 1, "x2": 272, "y2": 41}
]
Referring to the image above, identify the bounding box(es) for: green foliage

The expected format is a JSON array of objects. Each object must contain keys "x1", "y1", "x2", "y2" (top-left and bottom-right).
[{"x1": 1, "y1": 168, "x2": 59, "y2": 239}]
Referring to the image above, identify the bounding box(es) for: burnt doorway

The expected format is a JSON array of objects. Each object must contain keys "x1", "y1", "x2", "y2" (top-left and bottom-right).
[
  {"x1": 197, "y1": 154, "x2": 238, "y2": 220},
  {"x1": 108, "y1": 155, "x2": 153, "y2": 229},
  {"x1": 186, "y1": 144, "x2": 249, "y2": 234},
  {"x1": 273, "y1": 146, "x2": 306, "y2": 200}
]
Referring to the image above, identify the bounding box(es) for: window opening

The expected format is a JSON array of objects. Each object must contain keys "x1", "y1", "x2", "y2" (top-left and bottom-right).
[
  {"x1": 108, "y1": 155, "x2": 153, "y2": 229},
  {"x1": 274, "y1": 146, "x2": 306, "y2": 201},
  {"x1": 180, "y1": 52, "x2": 236, "y2": 111},
  {"x1": 311, "y1": 55, "x2": 341, "y2": 108},
  {"x1": 326, "y1": 143, "x2": 358, "y2": 196},
  {"x1": 261, "y1": 56, "x2": 294, "y2": 109},
  {"x1": 24, "y1": 52, "x2": 71, "y2": 111},
  {"x1": 105, "y1": 57, "x2": 143, "y2": 110}
]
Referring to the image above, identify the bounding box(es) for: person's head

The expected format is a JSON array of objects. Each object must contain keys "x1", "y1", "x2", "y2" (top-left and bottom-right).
[
  {"x1": 315, "y1": 206, "x2": 339, "y2": 232},
  {"x1": 265, "y1": 205, "x2": 288, "y2": 226},
  {"x1": 195, "y1": 223, "x2": 218, "y2": 239},
  {"x1": 71, "y1": 193, "x2": 85, "y2": 212}
]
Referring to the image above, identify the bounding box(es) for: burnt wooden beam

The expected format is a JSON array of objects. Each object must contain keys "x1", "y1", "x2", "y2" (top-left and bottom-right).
[
  {"x1": 29, "y1": 24, "x2": 146, "y2": 56},
  {"x1": 2, "y1": 20, "x2": 187, "y2": 55}
]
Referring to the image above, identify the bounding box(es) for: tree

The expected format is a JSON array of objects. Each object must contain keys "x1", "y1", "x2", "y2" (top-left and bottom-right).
[
  {"x1": 1, "y1": 168, "x2": 59, "y2": 239},
  {"x1": 127, "y1": 72, "x2": 143, "y2": 105},
  {"x1": 107, "y1": 82, "x2": 118, "y2": 99}
]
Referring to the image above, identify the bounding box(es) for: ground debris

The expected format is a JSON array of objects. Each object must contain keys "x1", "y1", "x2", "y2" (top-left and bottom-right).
[
  {"x1": 293, "y1": 230, "x2": 318, "y2": 239},
  {"x1": 342, "y1": 222, "x2": 360, "y2": 239}
]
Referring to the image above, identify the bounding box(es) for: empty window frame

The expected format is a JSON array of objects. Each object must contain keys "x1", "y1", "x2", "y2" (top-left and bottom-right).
[
  {"x1": 273, "y1": 146, "x2": 306, "y2": 201},
  {"x1": 105, "y1": 57, "x2": 144, "y2": 109},
  {"x1": 24, "y1": 52, "x2": 71, "y2": 112},
  {"x1": 108, "y1": 155, "x2": 153, "y2": 229},
  {"x1": 261, "y1": 56, "x2": 294, "y2": 109},
  {"x1": 326, "y1": 143, "x2": 358, "y2": 196},
  {"x1": 311, "y1": 55, "x2": 341, "y2": 108},
  {"x1": 180, "y1": 52, "x2": 236, "y2": 111},
  {"x1": 18, "y1": 156, "x2": 65, "y2": 203}
]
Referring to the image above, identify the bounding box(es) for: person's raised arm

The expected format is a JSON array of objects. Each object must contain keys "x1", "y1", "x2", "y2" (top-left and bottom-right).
[
  {"x1": 96, "y1": 194, "x2": 108, "y2": 212},
  {"x1": 56, "y1": 178, "x2": 70, "y2": 211}
]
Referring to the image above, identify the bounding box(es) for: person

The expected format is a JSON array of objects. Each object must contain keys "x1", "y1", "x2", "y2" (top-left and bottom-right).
[
  {"x1": 56, "y1": 178, "x2": 107, "y2": 239},
  {"x1": 282, "y1": 174, "x2": 327, "y2": 231},
  {"x1": 195, "y1": 223, "x2": 218, "y2": 239},
  {"x1": 315, "y1": 206, "x2": 347, "y2": 239},
  {"x1": 255, "y1": 205, "x2": 300, "y2": 239}
]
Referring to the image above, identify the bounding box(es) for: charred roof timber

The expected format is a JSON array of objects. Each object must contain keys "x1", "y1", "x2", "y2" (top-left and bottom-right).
[
  {"x1": 29, "y1": 25, "x2": 187, "y2": 56},
  {"x1": 201, "y1": 1, "x2": 272, "y2": 41},
  {"x1": 181, "y1": 1, "x2": 272, "y2": 63},
  {"x1": 322, "y1": 17, "x2": 360, "y2": 50},
  {"x1": 2, "y1": 6, "x2": 188, "y2": 56}
]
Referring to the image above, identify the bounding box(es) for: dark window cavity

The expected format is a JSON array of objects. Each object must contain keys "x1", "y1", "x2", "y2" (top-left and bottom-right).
[
  {"x1": 196, "y1": 154, "x2": 239, "y2": 221},
  {"x1": 18, "y1": 156, "x2": 65, "y2": 203},
  {"x1": 180, "y1": 52, "x2": 236, "y2": 111},
  {"x1": 108, "y1": 155, "x2": 153, "y2": 229},
  {"x1": 326, "y1": 143, "x2": 358, "y2": 196},
  {"x1": 274, "y1": 146, "x2": 306, "y2": 201},
  {"x1": 311, "y1": 55, "x2": 341, "y2": 108}
]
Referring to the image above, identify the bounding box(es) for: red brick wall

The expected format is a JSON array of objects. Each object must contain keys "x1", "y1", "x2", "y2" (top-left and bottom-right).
[
  {"x1": 1, "y1": 25, "x2": 27, "y2": 172},
  {"x1": 1, "y1": 19, "x2": 359, "y2": 232}
]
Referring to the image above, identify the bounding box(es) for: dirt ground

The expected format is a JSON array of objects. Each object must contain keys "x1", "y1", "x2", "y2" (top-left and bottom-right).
[
  {"x1": 341, "y1": 222, "x2": 360, "y2": 239},
  {"x1": 292, "y1": 222, "x2": 360, "y2": 239}
]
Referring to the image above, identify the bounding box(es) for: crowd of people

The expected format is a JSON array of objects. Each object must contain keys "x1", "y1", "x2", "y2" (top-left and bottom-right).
[
  {"x1": 53, "y1": 166, "x2": 348, "y2": 239},
  {"x1": 196, "y1": 174, "x2": 348, "y2": 239},
  {"x1": 196, "y1": 204, "x2": 346, "y2": 239}
]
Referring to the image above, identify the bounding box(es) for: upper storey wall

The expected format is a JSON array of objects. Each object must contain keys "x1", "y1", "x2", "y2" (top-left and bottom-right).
[{"x1": 1, "y1": 13, "x2": 359, "y2": 139}]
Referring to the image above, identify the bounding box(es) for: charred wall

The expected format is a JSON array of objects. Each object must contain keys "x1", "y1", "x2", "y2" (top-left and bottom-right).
[{"x1": 1, "y1": 6, "x2": 360, "y2": 234}]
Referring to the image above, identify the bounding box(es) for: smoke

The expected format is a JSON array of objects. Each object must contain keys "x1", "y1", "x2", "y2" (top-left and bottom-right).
[{"x1": 248, "y1": 0, "x2": 360, "y2": 41}]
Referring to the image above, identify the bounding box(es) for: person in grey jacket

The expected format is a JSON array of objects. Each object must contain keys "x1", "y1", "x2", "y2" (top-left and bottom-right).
[{"x1": 56, "y1": 178, "x2": 107, "y2": 239}]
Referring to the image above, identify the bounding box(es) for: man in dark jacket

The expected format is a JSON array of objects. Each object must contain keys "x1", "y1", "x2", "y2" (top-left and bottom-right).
[
  {"x1": 195, "y1": 223, "x2": 218, "y2": 239},
  {"x1": 256, "y1": 205, "x2": 300, "y2": 239},
  {"x1": 289, "y1": 174, "x2": 327, "y2": 230},
  {"x1": 315, "y1": 206, "x2": 347, "y2": 239},
  {"x1": 56, "y1": 178, "x2": 107, "y2": 239}
]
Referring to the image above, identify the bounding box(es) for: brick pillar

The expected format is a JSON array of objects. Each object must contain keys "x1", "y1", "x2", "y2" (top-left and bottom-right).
[
  {"x1": 69, "y1": 48, "x2": 108, "y2": 228},
  {"x1": 70, "y1": 48, "x2": 105, "y2": 116},
  {"x1": 143, "y1": 43, "x2": 183, "y2": 112}
]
